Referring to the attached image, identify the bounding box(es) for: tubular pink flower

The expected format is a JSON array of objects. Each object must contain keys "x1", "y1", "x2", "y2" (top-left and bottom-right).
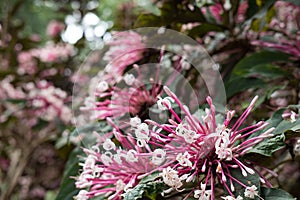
[
  {"x1": 145, "y1": 87, "x2": 275, "y2": 199},
  {"x1": 103, "y1": 31, "x2": 145, "y2": 75},
  {"x1": 75, "y1": 87, "x2": 276, "y2": 199}
]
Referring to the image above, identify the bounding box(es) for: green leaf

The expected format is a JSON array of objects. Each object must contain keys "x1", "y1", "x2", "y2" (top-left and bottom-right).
[
  {"x1": 69, "y1": 121, "x2": 112, "y2": 146},
  {"x1": 285, "y1": 129, "x2": 300, "y2": 140},
  {"x1": 55, "y1": 147, "x2": 83, "y2": 200},
  {"x1": 232, "y1": 51, "x2": 290, "y2": 77},
  {"x1": 247, "y1": 105, "x2": 300, "y2": 156},
  {"x1": 227, "y1": 168, "x2": 261, "y2": 199},
  {"x1": 1, "y1": 98, "x2": 27, "y2": 104},
  {"x1": 226, "y1": 50, "x2": 291, "y2": 98},
  {"x1": 139, "y1": 172, "x2": 161, "y2": 184},
  {"x1": 245, "y1": 0, "x2": 276, "y2": 31},
  {"x1": 260, "y1": 187, "x2": 296, "y2": 200},
  {"x1": 225, "y1": 77, "x2": 266, "y2": 98},
  {"x1": 248, "y1": 134, "x2": 286, "y2": 156},
  {"x1": 123, "y1": 181, "x2": 164, "y2": 200},
  {"x1": 135, "y1": 14, "x2": 162, "y2": 27},
  {"x1": 285, "y1": 0, "x2": 300, "y2": 6},
  {"x1": 135, "y1": 2, "x2": 206, "y2": 28},
  {"x1": 246, "y1": 64, "x2": 289, "y2": 79},
  {"x1": 188, "y1": 23, "x2": 225, "y2": 38},
  {"x1": 246, "y1": 0, "x2": 259, "y2": 19}
]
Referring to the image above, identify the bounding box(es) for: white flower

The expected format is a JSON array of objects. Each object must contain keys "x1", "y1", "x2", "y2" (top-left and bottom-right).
[
  {"x1": 100, "y1": 151, "x2": 113, "y2": 166},
  {"x1": 75, "y1": 190, "x2": 89, "y2": 200},
  {"x1": 175, "y1": 123, "x2": 187, "y2": 137},
  {"x1": 183, "y1": 130, "x2": 199, "y2": 144},
  {"x1": 135, "y1": 123, "x2": 150, "y2": 145},
  {"x1": 125, "y1": 150, "x2": 138, "y2": 162},
  {"x1": 221, "y1": 195, "x2": 243, "y2": 200},
  {"x1": 82, "y1": 96, "x2": 95, "y2": 109},
  {"x1": 152, "y1": 149, "x2": 166, "y2": 165},
  {"x1": 294, "y1": 138, "x2": 300, "y2": 156},
  {"x1": 180, "y1": 59, "x2": 191, "y2": 70},
  {"x1": 115, "y1": 180, "x2": 126, "y2": 192},
  {"x1": 176, "y1": 152, "x2": 192, "y2": 167},
  {"x1": 161, "y1": 167, "x2": 182, "y2": 189},
  {"x1": 103, "y1": 138, "x2": 116, "y2": 151},
  {"x1": 92, "y1": 166, "x2": 103, "y2": 177},
  {"x1": 130, "y1": 116, "x2": 141, "y2": 127},
  {"x1": 157, "y1": 96, "x2": 174, "y2": 110},
  {"x1": 175, "y1": 123, "x2": 199, "y2": 144},
  {"x1": 124, "y1": 73, "x2": 135, "y2": 85},
  {"x1": 97, "y1": 81, "x2": 109, "y2": 92},
  {"x1": 215, "y1": 143, "x2": 233, "y2": 161},
  {"x1": 32, "y1": 99, "x2": 45, "y2": 107},
  {"x1": 194, "y1": 183, "x2": 212, "y2": 200},
  {"x1": 291, "y1": 111, "x2": 297, "y2": 123},
  {"x1": 244, "y1": 185, "x2": 258, "y2": 199},
  {"x1": 224, "y1": 0, "x2": 232, "y2": 10},
  {"x1": 75, "y1": 173, "x2": 93, "y2": 188},
  {"x1": 83, "y1": 155, "x2": 96, "y2": 170},
  {"x1": 157, "y1": 26, "x2": 166, "y2": 34},
  {"x1": 113, "y1": 149, "x2": 124, "y2": 164},
  {"x1": 215, "y1": 128, "x2": 231, "y2": 148}
]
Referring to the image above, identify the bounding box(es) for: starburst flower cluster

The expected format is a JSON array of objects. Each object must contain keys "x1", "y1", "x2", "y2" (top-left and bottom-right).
[
  {"x1": 251, "y1": 1, "x2": 300, "y2": 58},
  {"x1": 75, "y1": 85, "x2": 276, "y2": 200},
  {"x1": 17, "y1": 42, "x2": 74, "y2": 75},
  {"x1": 0, "y1": 77, "x2": 71, "y2": 125}
]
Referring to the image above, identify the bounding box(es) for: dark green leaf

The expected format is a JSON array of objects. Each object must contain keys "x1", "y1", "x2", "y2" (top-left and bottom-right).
[
  {"x1": 248, "y1": 105, "x2": 300, "y2": 156},
  {"x1": 285, "y1": 129, "x2": 300, "y2": 140},
  {"x1": 188, "y1": 23, "x2": 225, "y2": 38},
  {"x1": 225, "y1": 77, "x2": 266, "y2": 98},
  {"x1": 247, "y1": 64, "x2": 289, "y2": 79},
  {"x1": 70, "y1": 121, "x2": 112, "y2": 146},
  {"x1": 285, "y1": 0, "x2": 300, "y2": 6},
  {"x1": 1, "y1": 98, "x2": 27, "y2": 104},
  {"x1": 248, "y1": 134, "x2": 286, "y2": 156},
  {"x1": 260, "y1": 187, "x2": 296, "y2": 200},
  {"x1": 246, "y1": 0, "x2": 259, "y2": 19},
  {"x1": 232, "y1": 51, "x2": 290, "y2": 77},
  {"x1": 135, "y1": 14, "x2": 162, "y2": 28},
  {"x1": 123, "y1": 181, "x2": 164, "y2": 200},
  {"x1": 139, "y1": 172, "x2": 161, "y2": 184},
  {"x1": 227, "y1": 168, "x2": 261, "y2": 199},
  {"x1": 55, "y1": 147, "x2": 83, "y2": 200},
  {"x1": 245, "y1": 0, "x2": 276, "y2": 31}
]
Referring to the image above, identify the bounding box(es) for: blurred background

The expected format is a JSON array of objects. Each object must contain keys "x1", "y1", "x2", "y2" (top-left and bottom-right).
[{"x1": 0, "y1": 0, "x2": 300, "y2": 199}]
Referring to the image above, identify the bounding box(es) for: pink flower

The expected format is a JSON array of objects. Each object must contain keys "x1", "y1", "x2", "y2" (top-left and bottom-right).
[
  {"x1": 46, "y1": 20, "x2": 65, "y2": 38},
  {"x1": 103, "y1": 31, "x2": 145, "y2": 75},
  {"x1": 80, "y1": 62, "x2": 167, "y2": 122},
  {"x1": 75, "y1": 86, "x2": 276, "y2": 199},
  {"x1": 143, "y1": 87, "x2": 275, "y2": 198},
  {"x1": 26, "y1": 80, "x2": 71, "y2": 123},
  {"x1": 17, "y1": 51, "x2": 37, "y2": 75},
  {"x1": 252, "y1": 1, "x2": 300, "y2": 58},
  {"x1": 236, "y1": 1, "x2": 248, "y2": 23},
  {"x1": 251, "y1": 40, "x2": 300, "y2": 58},
  {"x1": 201, "y1": 4, "x2": 223, "y2": 23},
  {"x1": 35, "y1": 43, "x2": 74, "y2": 63},
  {"x1": 74, "y1": 128, "x2": 170, "y2": 200}
]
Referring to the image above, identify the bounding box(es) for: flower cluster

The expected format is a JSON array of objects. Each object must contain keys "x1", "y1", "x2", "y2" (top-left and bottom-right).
[
  {"x1": 17, "y1": 43, "x2": 74, "y2": 75},
  {"x1": 251, "y1": 1, "x2": 300, "y2": 58},
  {"x1": 0, "y1": 78, "x2": 71, "y2": 125},
  {"x1": 103, "y1": 31, "x2": 145, "y2": 75},
  {"x1": 25, "y1": 80, "x2": 72, "y2": 123},
  {"x1": 46, "y1": 20, "x2": 65, "y2": 38},
  {"x1": 75, "y1": 86, "x2": 275, "y2": 200}
]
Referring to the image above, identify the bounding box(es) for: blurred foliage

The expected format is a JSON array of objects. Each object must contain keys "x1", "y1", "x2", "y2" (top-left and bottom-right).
[{"x1": 2, "y1": 0, "x2": 300, "y2": 199}]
